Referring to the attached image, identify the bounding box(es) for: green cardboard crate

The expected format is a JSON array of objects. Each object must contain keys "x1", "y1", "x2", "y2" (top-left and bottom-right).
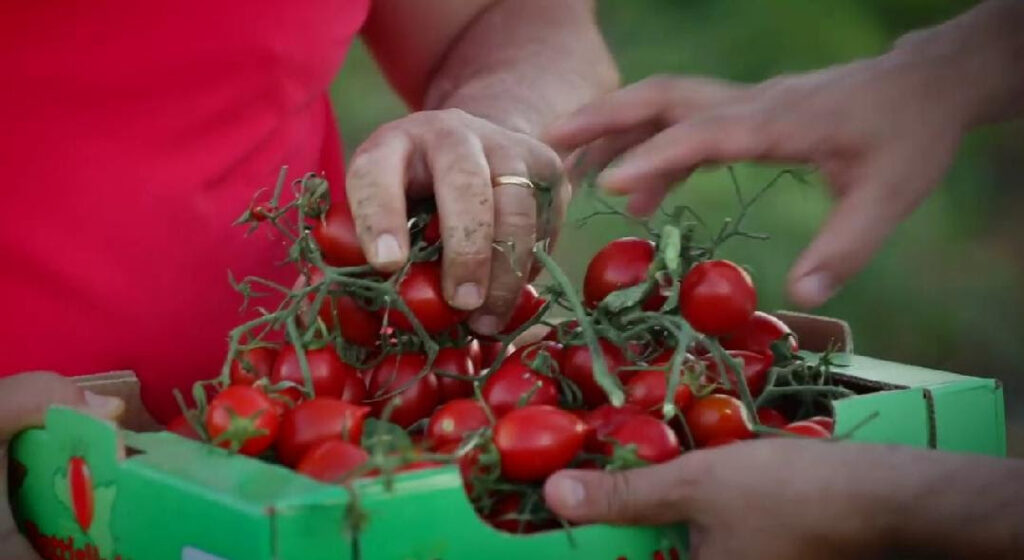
[{"x1": 9, "y1": 314, "x2": 1005, "y2": 560}]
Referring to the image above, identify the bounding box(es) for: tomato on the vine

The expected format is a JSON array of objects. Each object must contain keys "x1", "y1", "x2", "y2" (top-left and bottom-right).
[
  {"x1": 365, "y1": 353, "x2": 440, "y2": 428},
  {"x1": 805, "y1": 416, "x2": 835, "y2": 434},
  {"x1": 684, "y1": 394, "x2": 754, "y2": 448},
  {"x1": 271, "y1": 345, "x2": 366, "y2": 404},
  {"x1": 493, "y1": 405, "x2": 587, "y2": 482},
  {"x1": 722, "y1": 311, "x2": 798, "y2": 356},
  {"x1": 312, "y1": 204, "x2": 368, "y2": 267},
  {"x1": 296, "y1": 439, "x2": 369, "y2": 483},
  {"x1": 561, "y1": 339, "x2": 629, "y2": 408},
  {"x1": 784, "y1": 421, "x2": 831, "y2": 439},
  {"x1": 602, "y1": 414, "x2": 681, "y2": 464},
  {"x1": 476, "y1": 285, "x2": 546, "y2": 339},
  {"x1": 276, "y1": 398, "x2": 371, "y2": 467},
  {"x1": 481, "y1": 355, "x2": 559, "y2": 418},
  {"x1": 702, "y1": 350, "x2": 772, "y2": 399},
  {"x1": 205, "y1": 386, "x2": 281, "y2": 456},
  {"x1": 679, "y1": 260, "x2": 756, "y2": 336},
  {"x1": 584, "y1": 237, "x2": 665, "y2": 311},
  {"x1": 755, "y1": 407, "x2": 789, "y2": 429},
  {"x1": 624, "y1": 367, "x2": 695, "y2": 414},
  {"x1": 434, "y1": 346, "x2": 479, "y2": 402},
  {"x1": 427, "y1": 399, "x2": 490, "y2": 449},
  {"x1": 230, "y1": 346, "x2": 278, "y2": 386},
  {"x1": 385, "y1": 262, "x2": 468, "y2": 334},
  {"x1": 581, "y1": 404, "x2": 647, "y2": 451}
]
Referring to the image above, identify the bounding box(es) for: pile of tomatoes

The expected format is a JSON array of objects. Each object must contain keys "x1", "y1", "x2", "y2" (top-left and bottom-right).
[{"x1": 168, "y1": 171, "x2": 841, "y2": 534}]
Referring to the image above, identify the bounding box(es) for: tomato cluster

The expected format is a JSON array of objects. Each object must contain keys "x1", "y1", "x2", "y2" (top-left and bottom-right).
[{"x1": 173, "y1": 171, "x2": 846, "y2": 536}]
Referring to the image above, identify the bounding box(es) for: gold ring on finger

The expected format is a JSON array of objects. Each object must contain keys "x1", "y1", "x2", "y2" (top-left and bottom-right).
[{"x1": 492, "y1": 175, "x2": 535, "y2": 191}]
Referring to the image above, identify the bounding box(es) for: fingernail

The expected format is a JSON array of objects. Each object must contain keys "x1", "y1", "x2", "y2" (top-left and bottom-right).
[
  {"x1": 548, "y1": 475, "x2": 586, "y2": 509},
  {"x1": 373, "y1": 234, "x2": 403, "y2": 266},
  {"x1": 470, "y1": 315, "x2": 501, "y2": 336},
  {"x1": 452, "y1": 283, "x2": 484, "y2": 310},
  {"x1": 83, "y1": 391, "x2": 126, "y2": 419},
  {"x1": 792, "y1": 272, "x2": 836, "y2": 308}
]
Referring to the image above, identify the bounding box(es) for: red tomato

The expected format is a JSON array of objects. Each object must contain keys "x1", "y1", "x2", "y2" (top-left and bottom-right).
[
  {"x1": 679, "y1": 260, "x2": 756, "y2": 336},
  {"x1": 481, "y1": 358, "x2": 559, "y2": 418},
  {"x1": 602, "y1": 415, "x2": 681, "y2": 464},
  {"x1": 205, "y1": 386, "x2": 281, "y2": 456},
  {"x1": 467, "y1": 339, "x2": 484, "y2": 371},
  {"x1": 581, "y1": 404, "x2": 648, "y2": 451},
  {"x1": 583, "y1": 237, "x2": 665, "y2": 310},
  {"x1": 166, "y1": 415, "x2": 202, "y2": 441},
  {"x1": 806, "y1": 416, "x2": 835, "y2": 434},
  {"x1": 685, "y1": 394, "x2": 754, "y2": 448},
  {"x1": 229, "y1": 346, "x2": 278, "y2": 386},
  {"x1": 560, "y1": 339, "x2": 629, "y2": 408},
  {"x1": 427, "y1": 399, "x2": 490, "y2": 449},
  {"x1": 756, "y1": 407, "x2": 789, "y2": 429},
  {"x1": 624, "y1": 368, "x2": 694, "y2": 414},
  {"x1": 296, "y1": 439, "x2": 370, "y2": 483},
  {"x1": 434, "y1": 346, "x2": 479, "y2": 401},
  {"x1": 476, "y1": 285, "x2": 546, "y2": 339},
  {"x1": 68, "y1": 457, "x2": 94, "y2": 532},
  {"x1": 386, "y1": 262, "x2": 468, "y2": 334},
  {"x1": 323, "y1": 293, "x2": 384, "y2": 349},
  {"x1": 475, "y1": 340, "x2": 510, "y2": 371},
  {"x1": 784, "y1": 421, "x2": 831, "y2": 439},
  {"x1": 494, "y1": 405, "x2": 587, "y2": 482},
  {"x1": 722, "y1": 311, "x2": 798, "y2": 356},
  {"x1": 423, "y1": 213, "x2": 441, "y2": 245},
  {"x1": 271, "y1": 345, "x2": 366, "y2": 403},
  {"x1": 702, "y1": 350, "x2": 772, "y2": 399},
  {"x1": 312, "y1": 204, "x2": 367, "y2": 267},
  {"x1": 277, "y1": 398, "x2": 371, "y2": 467},
  {"x1": 365, "y1": 353, "x2": 440, "y2": 428}
]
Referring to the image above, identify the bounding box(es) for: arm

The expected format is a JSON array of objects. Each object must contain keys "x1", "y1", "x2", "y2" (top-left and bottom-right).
[{"x1": 348, "y1": 1, "x2": 617, "y2": 335}]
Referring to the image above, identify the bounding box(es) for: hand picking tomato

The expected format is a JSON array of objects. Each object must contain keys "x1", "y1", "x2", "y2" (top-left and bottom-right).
[
  {"x1": 679, "y1": 260, "x2": 756, "y2": 336},
  {"x1": 805, "y1": 416, "x2": 835, "y2": 434},
  {"x1": 277, "y1": 398, "x2": 371, "y2": 467},
  {"x1": 602, "y1": 414, "x2": 681, "y2": 464},
  {"x1": 494, "y1": 405, "x2": 587, "y2": 482},
  {"x1": 167, "y1": 414, "x2": 202, "y2": 441},
  {"x1": 296, "y1": 439, "x2": 370, "y2": 483},
  {"x1": 205, "y1": 386, "x2": 281, "y2": 456},
  {"x1": 624, "y1": 367, "x2": 695, "y2": 414},
  {"x1": 271, "y1": 345, "x2": 366, "y2": 404},
  {"x1": 481, "y1": 356, "x2": 559, "y2": 418},
  {"x1": 784, "y1": 421, "x2": 832, "y2": 439},
  {"x1": 581, "y1": 404, "x2": 647, "y2": 451},
  {"x1": 584, "y1": 237, "x2": 666, "y2": 311},
  {"x1": 755, "y1": 407, "x2": 789, "y2": 429},
  {"x1": 684, "y1": 394, "x2": 754, "y2": 448},
  {"x1": 434, "y1": 346, "x2": 479, "y2": 401},
  {"x1": 312, "y1": 204, "x2": 368, "y2": 267},
  {"x1": 560, "y1": 339, "x2": 628, "y2": 408},
  {"x1": 385, "y1": 261, "x2": 468, "y2": 334},
  {"x1": 702, "y1": 350, "x2": 771, "y2": 399},
  {"x1": 721, "y1": 311, "x2": 798, "y2": 356},
  {"x1": 229, "y1": 346, "x2": 278, "y2": 386},
  {"x1": 427, "y1": 399, "x2": 490, "y2": 449},
  {"x1": 365, "y1": 353, "x2": 440, "y2": 428}
]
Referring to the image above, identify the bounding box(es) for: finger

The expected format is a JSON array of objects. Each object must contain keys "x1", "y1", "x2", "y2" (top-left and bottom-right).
[
  {"x1": 566, "y1": 123, "x2": 663, "y2": 186},
  {"x1": 544, "y1": 456, "x2": 703, "y2": 525},
  {"x1": 346, "y1": 129, "x2": 414, "y2": 272},
  {"x1": 626, "y1": 181, "x2": 677, "y2": 217},
  {"x1": 0, "y1": 373, "x2": 124, "y2": 441},
  {"x1": 425, "y1": 128, "x2": 494, "y2": 311}
]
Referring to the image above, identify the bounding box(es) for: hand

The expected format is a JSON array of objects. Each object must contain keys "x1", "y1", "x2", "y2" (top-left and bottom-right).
[
  {"x1": 0, "y1": 373, "x2": 125, "y2": 559},
  {"x1": 545, "y1": 53, "x2": 973, "y2": 309},
  {"x1": 346, "y1": 109, "x2": 569, "y2": 335}
]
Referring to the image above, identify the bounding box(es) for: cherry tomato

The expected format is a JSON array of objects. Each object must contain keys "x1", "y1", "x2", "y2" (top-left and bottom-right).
[
  {"x1": 467, "y1": 339, "x2": 484, "y2": 370},
  {"x1": 385, "y1": 261, "x2": 468, "y2": 334},
  {"x1": 166, "y1": 415, "x2": 202, "y2": 441},
  {"x1": 312, "y1": 204, "x2": 368, "y2": 267},
  {"x1": 756, "y1": 407, "x2": 789, "y2": 429},
  {"x1": 702, "y1": 350, "x2": 772, "y2": 399},
  {"x1": 722, "y1": 311, "x2": 798, "y2": 356},
  {"x1": 475, "y1": 340, "x2": 511, "y2": 371},
  {"x1": 476, "y1": 285, "x2": 547, "y2": 339},
  {"x1": 271, "y1": 345, "x2": 366, "y2": 403},
  {"x1": 581, "y1": 404, "x2": 648, "y2": 451},
  {"x1": 276, "y1": 398, "x2": 371, "y2": 467},
  {"x1": 494, "y1": 405, "x2": 587, "y2": 482},
  {"x1": 624, "y1": 368, "x2": 694, "y2": 414},
  {"x1": 806, "y1": 416, "x2": 835, "y2": 434},
  {"x1": 784, "y1": 421, "x2": 831, "y2": 439},
  {"x1": 434, "y1": 346, "x2": 479, "y2": 401},
  {"x1": 427, "y1": 399, "x2": 490, "y2": 449},
  {"x1": 205, "y1": 386, "x2": 280, "y2": 456},
  {"x1": 602, "y1": 414, "x2": 681, "y2": 464},
  {"x1": 561, "y1": 339, "x2": 629, "y2": 408},
  {"x1": 68, "y1": 457, "x2": 94, "y2": 532},
  {"x1": 583, "y1": 237, "x2": 665, "y2": 310},
  {"x1": 229, "y1": 346, "x2": 278, "y2": 386},
  {"x1": 481, "y1": 357, "x2": 559, "y2": 418},
  {"x1": 365, "y1": 353, "x2": 440, "y2": 428},
  {"x1": 685, "y1": 394, "x2": 754, "y2": 448},
  {"x1": 321, "y1": 294, "x2": 383, "y2": 349},
  {"x1": 680, "y1": 260, "x2": 756, "y2": 336},
  {"x1": 296, "y1": 439, "x2": 369, "y2": 483}
]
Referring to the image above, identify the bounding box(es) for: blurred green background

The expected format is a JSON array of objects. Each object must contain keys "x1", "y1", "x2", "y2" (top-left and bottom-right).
[{"x1": 331, "y1": 0, "x2": 1024, "y2": 454}]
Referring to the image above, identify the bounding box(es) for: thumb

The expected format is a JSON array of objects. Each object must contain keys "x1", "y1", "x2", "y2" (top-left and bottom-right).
[
  {"x1": 543, "y1": 457, "x2": 702, "y2": 525},
  {"x1": 0, "y1": 372, "x2": 124, "y2": 441}
]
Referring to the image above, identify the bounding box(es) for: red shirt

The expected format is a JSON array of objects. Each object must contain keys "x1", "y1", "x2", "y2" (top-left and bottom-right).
[{"x1": 0, "y1": 0, "x2": 370, "y2": 422}]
